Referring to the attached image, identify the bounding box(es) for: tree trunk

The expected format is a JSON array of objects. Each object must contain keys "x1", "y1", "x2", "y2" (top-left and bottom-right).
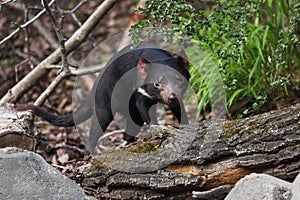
[{"x1": 77, "y1": 103, "x2": 300, "y2": 199}]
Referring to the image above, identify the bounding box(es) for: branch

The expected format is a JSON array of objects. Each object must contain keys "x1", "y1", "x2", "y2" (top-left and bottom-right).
[
  {"x1": 45, "y1": 63, "x2": 106, "y2": 76},
  {"x1": 0, "y1": 0, "x2": 117, "y2": 105},
  {"x1": 30, "y1": 0, "x2": 71, "y2": 106},
  {"x1": 0, "y1": 0, "x2": 56, "y2": 46},
  {"x1": 34, "y1": 69, "x2": 69, "y2": 106},
  {"x1": 7, "y1": 1, "x2": 58, "y2": 49},
  {"x1": 0, "y1": 0, "x2": 16, "y2": 8},
  {"x1": 41, "y1": 0, "x2": 68, "y2": 69}
]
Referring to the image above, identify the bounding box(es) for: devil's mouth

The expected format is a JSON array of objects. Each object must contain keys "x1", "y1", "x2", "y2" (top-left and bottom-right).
[
  {"x1": 167, "y1": 98, "x2": 179, "y2": 107},
  {"x1": 160, "y1": 90, "x2": 180, "y2": 107}
]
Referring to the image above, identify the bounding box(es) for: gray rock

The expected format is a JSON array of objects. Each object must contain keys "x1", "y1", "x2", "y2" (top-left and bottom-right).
[
  {"x1": 292, "y1": 173, "x2": 300, "y2": 200},
  {"x1": 0, "y1": 147, "x2": 96, "y2": 200},
  {"x1": 225, "y1": 173, "x2": 293, "y2": 200}
]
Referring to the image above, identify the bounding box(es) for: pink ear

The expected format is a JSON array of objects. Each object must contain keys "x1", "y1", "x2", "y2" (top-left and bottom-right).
[
  {"x1": 179, "y1": 49, "x2": 189, "y2": 70},
  {"x1": 137, "y1": 57, "x2": 149, "y2": 79}
]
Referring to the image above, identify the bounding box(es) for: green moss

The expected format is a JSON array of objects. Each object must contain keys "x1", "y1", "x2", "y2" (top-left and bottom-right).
[
  {"x1": 220, "y1": 120, "x2": 240, "y2": 139},
  {"x1": 223, "y1": 120, "x2": 238, "y2": 129},
  {"x1": 242, "y1": 131, "x2": 250, "y2": 137},
  {"x1": 91, "y1": 161, "x2": 106, "y2": 169},
  {"x1": 125, "y1": 141, "x2": 160, "y2": 154},
  {"x1": 198, "y1": 134, "x2": 205, "y2": 142}
]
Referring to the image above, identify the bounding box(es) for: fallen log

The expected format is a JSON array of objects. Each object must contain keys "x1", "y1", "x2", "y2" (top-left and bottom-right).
[
  {"x1": 0, "y1": 103, "x2": 299, "y2": 199},
  {"x1": 78, "y1": 103, "x2": 300, "y2": 199}
]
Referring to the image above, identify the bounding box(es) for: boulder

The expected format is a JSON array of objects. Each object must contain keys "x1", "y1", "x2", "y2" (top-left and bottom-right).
[
  {"x1": 292, "y1": 173, "x2": 300, "y2": 200},
  {"x1": 225, "y1": 173, "x2": 293, "y2": 200},
  {"x1": 0, "y1": 147, "x2": 95, "y2": 200}
]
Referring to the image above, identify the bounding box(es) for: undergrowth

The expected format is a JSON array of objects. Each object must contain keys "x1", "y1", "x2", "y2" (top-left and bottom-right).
[{"x1": 130, "y1": 0, "x2": 300, "y2": 118}]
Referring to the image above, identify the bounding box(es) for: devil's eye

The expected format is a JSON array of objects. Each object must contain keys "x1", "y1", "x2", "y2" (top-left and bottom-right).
[
  {"x1": 175, "y1": 75, "x2": 184, "y2": 84},
  {"x1": 178, "y1": 77, "x2": 184, "y2": 84}
]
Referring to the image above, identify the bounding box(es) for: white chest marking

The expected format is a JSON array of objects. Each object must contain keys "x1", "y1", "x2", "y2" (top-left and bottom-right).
[{"x1": 137, "y1": 88, "x2": 152, "y2": 99}]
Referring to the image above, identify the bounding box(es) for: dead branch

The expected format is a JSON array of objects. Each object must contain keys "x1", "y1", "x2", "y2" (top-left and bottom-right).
[
  {"x1": 6, "y1": 2, "x2": 58, "y2": 49},
  {"x1": 44, "y1": 64, "x2": 106, "y2": 76},
  {"x1": 34, "y1": 70, "x2": 70, "y2": 106},
  {"x1": 0, "y1": 0, "x2": 56, "y2": 46},
  {"x1": 0, "y1": 0, "x2": 117, "y2": 106},
  {"x1": 42, "y1": 0, "x2": 68, "y2": 70},
  {"x1": 32, "y1": 0, "x2": 72, "y2": 106}
]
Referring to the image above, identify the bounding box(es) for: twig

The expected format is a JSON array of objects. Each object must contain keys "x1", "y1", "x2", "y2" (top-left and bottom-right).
[
  {"x1": 71, "y1": 64, "x2": 106, "y2": 75},
  {"x1": 24, "y1": 3, "x2": 34, "y2": 69},
  {"x1": 13, "y1": 3, "x2": 32, "y2": 86},
  {"x1": 61, "y1": 0, "x2": 88, "y2": 26},
  {"x1": 14, "y1": 60, "x2": 28, "y2": 82},
  {"x1": 0, "y1": 0, "x2": 56, "y2": 46},
  {"x1": 97, "y1": 129, "x2": 126, "y2": 151},
  {"x1": 98, "y1": 129, "x2": 125, "y2": 142},
  {"x1": 0, "y1": 0, "x2": 117, "y2": 105},
  {"x1": 14, "y1": 49, "x2": 39, "y2": 65},
  {"x1": 52, "y1": 143, "x2": 84, "y2": 154},
  {"x1": 42, "y1": 0, "x2": 69, "y2": 70},
  {"x1": 70, "y1": 0, "x2": 88, "y2": 13},
  {"x1": 7, "y1": 2, "x2": 58, "y2": 49},
  {"x1": 34, "y1": 0, "x2": 71, "y2": 106},
  {"x1": 0, "y1": 0, "x2": 15, "y2": 11},
  {"x1": 51, "y1": 163, "x2": 65, "y2": 169},
  {"x1": 44, "y1": 63, "x2": 106, "y2": 76},
  {"x1": 34, "y1": 70, "x2": 69, "y2": 106},
  {"x1": 61, "y1": 0, "x2": 97, "y2": 46},
  {"x1": 0, "y1": 0, "x2": 15, "y2": 6}
]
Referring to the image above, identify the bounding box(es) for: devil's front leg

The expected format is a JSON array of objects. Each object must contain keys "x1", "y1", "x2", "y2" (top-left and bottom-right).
[
  {"x1": 124, "y1": 96, "x2": 149, "y2": 142},
  {"x1": 136, "y1": 98, "x2": 158, "y2": 125},
  {"x1": 170, "y1": 99, "x2": 189, "y2": 124},
  {"x1": 124, "y1": 114, "x2": 143, "y2": 142},
  {"x1": 148, "y1": 104, "x2": 158, "y2": 125},
  {"x1": 124, "y1": 93, "x2": 158, "y2": 142}
]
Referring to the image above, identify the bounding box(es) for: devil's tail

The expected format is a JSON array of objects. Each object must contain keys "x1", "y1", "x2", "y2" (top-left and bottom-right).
[{"x1": 16, "y1": 99, "x2": 93, "y2": 127}]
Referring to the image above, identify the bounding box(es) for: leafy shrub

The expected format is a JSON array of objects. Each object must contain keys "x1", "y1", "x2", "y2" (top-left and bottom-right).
[{"x1": 130, "y1": 0, "x2": 300, "y2": 118}]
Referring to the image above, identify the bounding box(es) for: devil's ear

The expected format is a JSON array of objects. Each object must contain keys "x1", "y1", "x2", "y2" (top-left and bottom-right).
[
  {"x1": 177, "y1": 49, "x2": 189, "y2": 70},
  {"x1": 137, "y1": 57, "x2": 150, "y2": 79}
]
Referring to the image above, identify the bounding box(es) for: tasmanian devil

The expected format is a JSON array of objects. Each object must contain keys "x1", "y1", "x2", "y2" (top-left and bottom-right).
[{"x1": 18, "y1": 43, "x2": 190, "y2": 154}]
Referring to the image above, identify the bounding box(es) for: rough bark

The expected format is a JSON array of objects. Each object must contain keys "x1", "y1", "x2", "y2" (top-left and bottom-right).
[
  {"x1": 0, "y1": 105, "x2": 36, "y2": 151},
  {"x1": 78, "y1": 103, "x2": 300, "y2": 199}
]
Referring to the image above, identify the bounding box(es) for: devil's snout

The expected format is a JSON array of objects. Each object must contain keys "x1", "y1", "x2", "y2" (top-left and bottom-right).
[
  {"x1": 168, "y1": 93, "x2": 179, "y2": 107},
  {"x1": 168, "y1": 93, "x2": 176, "y2": 101}
]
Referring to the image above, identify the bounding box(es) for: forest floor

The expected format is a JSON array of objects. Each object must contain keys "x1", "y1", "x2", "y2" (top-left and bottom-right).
[{"x1": 0, "y1": 1, "x2": 299, "y2": 196}]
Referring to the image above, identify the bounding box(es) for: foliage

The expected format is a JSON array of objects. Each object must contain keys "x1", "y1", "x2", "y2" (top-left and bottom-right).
[{"x1": 130, "y1": 0, "x2": 300, "y2": 118}]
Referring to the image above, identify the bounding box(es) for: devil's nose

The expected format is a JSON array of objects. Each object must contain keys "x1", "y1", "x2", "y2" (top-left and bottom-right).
[{"x1": 169, "y1": 93, "x2": 176, "y2": 101}]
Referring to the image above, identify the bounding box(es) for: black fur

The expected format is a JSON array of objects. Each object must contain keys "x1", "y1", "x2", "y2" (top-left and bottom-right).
[{"x1": 17, "y1": 43, "x2": 190, "y2": 154}]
